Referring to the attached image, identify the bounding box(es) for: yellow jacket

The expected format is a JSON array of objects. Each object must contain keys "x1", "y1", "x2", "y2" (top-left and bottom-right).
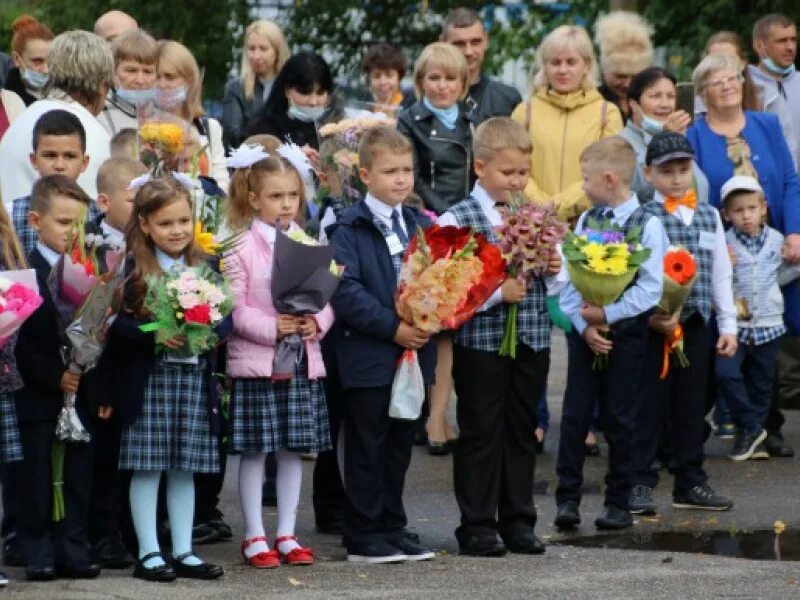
[{"x1": 511, "y1": 87, "x2": 622, "y2": 223}]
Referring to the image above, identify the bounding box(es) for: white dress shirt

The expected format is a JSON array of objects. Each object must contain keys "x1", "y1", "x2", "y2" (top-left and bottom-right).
[
  {"x1": 35, "y1": 241, "x2": 60, "y2": 267},
  {"x1": 364, "y1": 193, "x2": 407, "y2": 237},
  {"x1": 100, "y1": 220, "x2": 125, "y2": 248}
]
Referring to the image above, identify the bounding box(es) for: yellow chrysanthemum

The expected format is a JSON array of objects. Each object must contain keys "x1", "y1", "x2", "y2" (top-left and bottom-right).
[
  {"x1": 604, "y1": 254, "x2": 629, "y2": 275},
  {"x1": 582, "y1": 242, "x2": 606, "y2": 262}
]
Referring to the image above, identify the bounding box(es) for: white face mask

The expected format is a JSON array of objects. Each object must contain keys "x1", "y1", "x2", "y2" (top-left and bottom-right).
[
  {"x1": 155, "y1": 86, "x2": 188, "y2": 109},
  {"x1": 21, "y1": 68, "x2": 48, "y2": 90},
  {"x1": 117, "y1": 88, "x2": 156, "y2": 105},
  {"x1": 287, "y1": 103, "x2": 325, "y2": 122}
]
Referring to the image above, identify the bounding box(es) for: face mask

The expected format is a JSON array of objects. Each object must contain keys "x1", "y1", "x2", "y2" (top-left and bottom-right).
[
  {"x1": 287, "y1": 103, "x2": 325, "y2": 122},
  {"x1": 116, "y1": 88, "x2": 156, "y2": 105},
  {"x1": 640, "y1": 113, "x2": 665, "y2": 136},
  {"x1": 763, "y1": 57, "x2": 795, "y2": 77},
  {"x1": 21, "y1": 68, "x2": 48, "y2": 90},
  {"x1": 155, "y1": 86, "x2": 188, "y2": 109}
]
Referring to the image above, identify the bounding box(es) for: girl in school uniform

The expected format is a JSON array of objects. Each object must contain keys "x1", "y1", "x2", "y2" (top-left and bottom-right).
[
  {"x1": 111, "y1": 176, "x2": 230, "y2": 582},
  {"x1": 225, "y1": 155, "x2": 333, "y2": 568}
]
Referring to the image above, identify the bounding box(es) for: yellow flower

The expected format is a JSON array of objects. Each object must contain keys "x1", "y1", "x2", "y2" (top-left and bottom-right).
[
  {"x1": 194, "y1": 222, "x2": 219, "y2": 255},
  {"x1": 604, "y1": 254, "x2": 629, "y2": 275},
  {"x1": 774, "y1": 520, "x2": 787, "y2": 535},
  {"x1": 582, "y1": 242, "x2": 606, "y2": 262}
]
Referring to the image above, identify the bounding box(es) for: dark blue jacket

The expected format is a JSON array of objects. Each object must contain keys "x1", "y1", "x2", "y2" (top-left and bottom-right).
[{"x1": 329, "y1": 201, "x2": 436, "y2": 389}]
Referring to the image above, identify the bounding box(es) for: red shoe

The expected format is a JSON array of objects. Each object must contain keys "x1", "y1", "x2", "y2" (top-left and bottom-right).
[
  {"x1": 275, "y1": 535, "x2": 315, "y2": 566},
  {"x1": 241, "y1": 536, "x2": 280, "y2": 569}
]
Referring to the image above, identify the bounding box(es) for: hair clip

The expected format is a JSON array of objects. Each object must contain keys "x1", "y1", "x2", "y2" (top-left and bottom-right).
[
  {"x1": 277, "y1": 142, "x2": 314, "y2": 181},
  {"x1": 226, "y1": 143, "x2": 270, "y2": 169}
]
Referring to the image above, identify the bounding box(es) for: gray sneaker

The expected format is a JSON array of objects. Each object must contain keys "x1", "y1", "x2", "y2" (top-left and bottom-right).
[{"x1": 629, "y1": 484, "x2": 656, "y2": 515}]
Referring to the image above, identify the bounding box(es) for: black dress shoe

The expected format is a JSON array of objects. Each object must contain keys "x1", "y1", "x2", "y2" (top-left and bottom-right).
[
  {"x1": 206, "y1": 518, "x2": 233, "y2": 541},
  {"x1": 56, "y1": 562, "x2": 102, "y2": 579},
  {"x1": 171, "y1": 553, "x2": 224, "y2": 580},
  {"x1": 192, "y1": 522, "x2": 221, "y2": 545},
  {"x1": 93, "y1": 535, "x2": 133, "y2": 569},
  {"x1": 554, "y1": 501, "x2": 580, "y2": 530},
  {"x1": 25, "y1": 565, "x2": 56, "y2": 581},
  {"x1": 765, "y1": 433, "x2": 795, "y2": 458},
  {"x1": 427, "y1": 440, "x2": 452, "y2": 456},
  {"x1": 457, "y1": 534, "x2": 507, "y2": 557},
  {"x1": 2, "y1": 537, "x2": 22, "y2": 567},
  {"x1": 594, "y1": 505, "x2": 633, "y2": 530},
  {"x1": 501, "y1": 530, "x2": 545, "y2": 555},
  {"x1": 133, "y1": 552, "x2": 176, "y2": 583}
]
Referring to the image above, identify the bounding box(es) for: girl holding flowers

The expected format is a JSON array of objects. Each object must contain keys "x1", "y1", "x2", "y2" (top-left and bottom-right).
[
  {"x1": 225, "y1": 154, "x2": 334, "y2": 568},
  {"x1": 110, "y1": 176, "x2": 229, "y2": 582}
]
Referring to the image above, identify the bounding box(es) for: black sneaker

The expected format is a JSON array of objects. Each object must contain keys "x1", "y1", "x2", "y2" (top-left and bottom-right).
[
  {"x1": 672, "y1": 484, "x2": 733, "y2": 511},
  {"x1": 728, "y1": 429, "x2": 767, "y2": 461},
  {"x1": 346, "y1": 540, "x2": 407, "y2": 564},
  {"x1": 750, "y1": 442, "x2": 770, "y2": 460},
  {"x1": 629, "y1": 484, "x2": 656, "y2": 515},
  {"x1": 206, "y1": 518, "x2": 233, "y2": 541},
  {"x1": 389, "y1": 535, "x2": 434, "y2": 561},
  {"x1": 554, "y1": 501, "x2": 580, "y2": 530},
  {"x1": 764, "y1": 433, "x2": 795, "y2": 458},
  {"x1": 0, "y1": 571, "x2": 8, "y2": 586},
  {"x1": 192, "y1": 522, "x2": 220, "y2": 545}
]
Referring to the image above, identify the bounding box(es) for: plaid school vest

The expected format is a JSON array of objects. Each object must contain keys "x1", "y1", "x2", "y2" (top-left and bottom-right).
[
  {"x1": 642, "y1": 201, "x2": 716, "y2": 322},
  {"x1": 447, "y1": 197, "x2": 550, "y2": 352},
  {"x1": 371, "y1": 214, "x2": 405, "y2": 279}
]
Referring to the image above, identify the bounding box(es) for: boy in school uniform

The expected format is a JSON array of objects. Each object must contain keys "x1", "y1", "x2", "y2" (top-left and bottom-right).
[
  {"x1": 437, "y1": 117, "x2": 561, "y2": 556},
  {"x1": 629, "y1": 131, "x2": 738, "y2": 515},
  {"x1": 555, "y1": 137, "x2": 667, "y2": 531},
  {"x1": 11, "y1": 109, "x2": 98, "y2": 253},
  {"x1": 14, "y1": 175, "x2": 99, "y2": 581},
  {"x1": 329, "y1": 126, "x2": 436, "y2": 563},
  {"x1": 716, "y1": 175, "x2": 788, "y2": 461}
]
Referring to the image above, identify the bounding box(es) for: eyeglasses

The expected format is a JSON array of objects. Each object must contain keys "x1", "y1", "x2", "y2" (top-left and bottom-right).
[{"x1": 706, "y1": 74, "x2": 744, "y2": 90}]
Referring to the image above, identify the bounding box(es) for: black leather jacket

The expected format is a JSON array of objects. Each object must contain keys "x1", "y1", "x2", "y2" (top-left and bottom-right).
[
  {"x1": 463, "y1": 76, "x2": 522, "y2": 125},
  {"x1": 397, "y1": 101, "x2": 475, "y2": 215}
]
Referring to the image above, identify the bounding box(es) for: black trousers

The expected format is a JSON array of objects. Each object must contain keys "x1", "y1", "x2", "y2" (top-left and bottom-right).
[
  {"x1": 453, "y1": 344, "x2": 549, "y2": 538},
  {"x1": 194, "y1": 451, "x2": 227, "y2": 523},
  {"x1": 631, "y1": 315, "x2": 710, "y2": 493},
  {"x1": 16, "y1": 421, "x2": 92, "y2": 569},
  {"x1": 556, "y1": 315, "x2": 648, "y2": 510},
  {"x1": 341, "y1": 385, "x2": 415, "y2": 547},
  {"x1": 88, "y1": 417, "x2": 124, "y2": 543}
]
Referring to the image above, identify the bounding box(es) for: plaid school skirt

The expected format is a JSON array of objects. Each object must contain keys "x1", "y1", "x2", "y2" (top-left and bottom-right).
[
  {"x1": 119, "y1": 359, "x2": 219, "y2": 473},
  {"x1": 0, "y1": 393, "x2": 22, "y2": 463},
  {"x1": 231, "y1": 361, "x2": 331, "y2": 454}
]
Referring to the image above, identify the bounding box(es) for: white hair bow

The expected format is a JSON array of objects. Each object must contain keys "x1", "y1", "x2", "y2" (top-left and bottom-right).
[
  {"x1": 226, "y1": 143, "x2": 270, "y2": 169},
  {"x1": 128, "y1": 172, "x2": 199, "y2": 192},
  {"x1": 277, "y1": 142, "x2": 314, "y2": 182}
]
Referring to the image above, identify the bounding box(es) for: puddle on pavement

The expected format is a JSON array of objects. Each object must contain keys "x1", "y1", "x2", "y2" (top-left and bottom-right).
[{"x1": 555, "y1": 529, "x2": 799, "y2": 561}]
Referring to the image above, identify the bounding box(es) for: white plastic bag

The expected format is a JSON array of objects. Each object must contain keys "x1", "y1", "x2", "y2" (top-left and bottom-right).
[{"x1": 389, "y1": 349, "x2": 425, "y2": 420}]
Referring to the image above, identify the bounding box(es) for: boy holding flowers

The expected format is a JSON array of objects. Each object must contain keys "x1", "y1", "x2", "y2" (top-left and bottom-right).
[
  {"x1": 556, "y1": 136, "x2": 666, "y2": 531},
  {"x1": 438, "y1": 117, "x2": 562, "y2": 556},
  {"x1": 629, "y1": 131, "x2": 737, "y2": 515}
]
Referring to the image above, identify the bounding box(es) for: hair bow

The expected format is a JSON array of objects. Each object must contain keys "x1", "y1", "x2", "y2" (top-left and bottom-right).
[
  {"x1": 128, "y1": 172, "x2": 198, "y2": 192},
  {"x1": 226, "y1": 143, "x2": 270, "y2": 169},
  {"x1": 277, "y1": 142, "x2": 314, "y2": 181}
]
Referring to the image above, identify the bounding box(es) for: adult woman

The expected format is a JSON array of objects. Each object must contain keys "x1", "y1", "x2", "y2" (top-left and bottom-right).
[
  {"x1": 620, "y1": 67, "x2": 709, "y2": 204},
  {"x1": 223, "y1": 20, "x2": 289, "y2": 148},
  {"x1": 360, "y1": 42, "x2": 415, "y2": 114},
  {"x1": 594, "y1": 11, "x2": 654, "y2": 123},
  {"x1": 155, "y1": 41, "x2": 229, "y2": 191},
  {"x1": 5, "y1": 15, "x2": 53, "y2": 107},
  {"x1": 704, "y1": 32, "x2": 761, "y2": 111},
  {"x1": 0, "y1": 30, "x2": 112, "y2": 204},
  {"x1": 511, "y1": 25, "x2": 622, "y2": 224}
]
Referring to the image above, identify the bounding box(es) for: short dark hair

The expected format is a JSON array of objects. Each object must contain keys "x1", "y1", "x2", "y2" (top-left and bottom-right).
[
  {"x1": 441, "y1": 7, "x2": 483, "y2": 38},
  {"x1": 753, "y1": 13, "x2": 795, "y2": 42},
  {"x1": 627, "y1": 66, "x2": 677, "y2": 102},
  {"x1": 362, "y1": 43, "x2": 407, "y2": 79},
  {"x1": 32, "y1": 110, "x2": 87, "y2": 153},
  {"x1": 30, "y1": 174, "x2": 91, "y2": 214}
]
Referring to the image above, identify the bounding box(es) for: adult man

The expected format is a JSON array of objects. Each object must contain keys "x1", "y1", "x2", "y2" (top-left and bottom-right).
[
  {"x1": 747, "y1": 13, "x2": 800, "y2": 458},
  {"x1": 93, "y1": 10, "x2": 138, "y2": 43},
  {"x1": 440, "y1": 7, "x2": 521, "y2": 124}
]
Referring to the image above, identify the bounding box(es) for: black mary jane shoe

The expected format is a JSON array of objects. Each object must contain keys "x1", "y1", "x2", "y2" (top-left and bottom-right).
[
  {"x1": 171, "y1": 552, "x2": 224, "y2": 580},
  {"x1": 133, "y1": 552, "x2": 177, "y2": 583}
]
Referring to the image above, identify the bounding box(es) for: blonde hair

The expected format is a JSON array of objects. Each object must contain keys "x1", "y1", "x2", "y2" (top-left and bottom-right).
[
  {"x1": 532, "y1": 25, "x2": 599, "y2": 92},
  {"x1": 111, "y1": 29, "x2": 158, "y2": 67},
  {"x1": 157, "y1": 40, "x2": 204, "y2": 119},
  {"x1": 358, "y1": 126, "x2": 412, "y2": 170},
  {"x1": 413, "y1": 42, "x2": 469, "y2": 101},
  {"x1": 580, "y1": 137, "x2": 636, "y2": 184},
  {"x1": 473, "y1": 117, "x2": 532, "y2": 162},
  {"x1": 240, "y1": 20, "x2": 290, "y2": 100},
  {"x1": 594, "y1": 11, "x2": 653, "y2": 76},
  {"x1": 242, "y1": 134, "x2": 282, "y2": 154},
  {"x1": 227, "y1": 157, "x2": 306, "y2": 231},
  {"x1": 97, "y1": 157, "x2": 148, "y2": 195},
  {"x1": 0, "y1": 202, "x2": 26, "y2": 269},
  {"x1": 692, "y1": 53, "x2": 742, "y2": 98}
]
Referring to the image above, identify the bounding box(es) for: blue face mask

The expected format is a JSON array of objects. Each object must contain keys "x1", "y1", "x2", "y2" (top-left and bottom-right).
[
  {"x1": 155, "y1": 86, "x2": 188, "y2": 109},
  {"x1": 21, "y1": 68, "x2": 48, "y2": 90},
  {"x1": 117, "y1": 88, "x2": 156, "y2": 106},
  {"x1": 640, "y1": 113, "x2": 665, "y2": 136},
  {"x1": 287, "y1": 103, "x2": 325, "y2": 122},
  {"x1": 763, "y1": 57, "x2": 795, "y2": 77}
]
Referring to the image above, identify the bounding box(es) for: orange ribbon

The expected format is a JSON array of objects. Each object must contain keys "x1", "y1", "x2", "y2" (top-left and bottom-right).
[
  {"x1": 664, "y1": 190, "x2": 697, "y2": 214},
  {"x1": 660, "y1": 323, "x2": 684, "y2": 379}
]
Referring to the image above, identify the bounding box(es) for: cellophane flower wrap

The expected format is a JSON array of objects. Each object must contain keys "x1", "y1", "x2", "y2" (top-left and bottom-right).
[
  {"x1": 137, "y1": 103, "x2": 191, "y2": 176},
  {"x1": 0, "y1": 270, "x2": 42, "y2": 348},
  {"x1": 562, "y1": 215, "x2": 652, "y2": 368},
  {"x1": 657, "y1": 246, "x2": 698, "y2": 378},
  {"x1": 495, "y1": 197, "x2": 568, "y2": 358},
  {"x1": 139, "y1": 262, "x2": 233, "y2": 356}
]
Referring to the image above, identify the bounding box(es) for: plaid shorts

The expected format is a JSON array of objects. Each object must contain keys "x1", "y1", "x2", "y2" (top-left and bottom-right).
[
  {"x1": 0, "y1": 393, "x2": 22, "y2": 463},
  {"x1": 119, "y1": 359, "x2": 219, "y2": 473},
  {"x1": 231, "y1": 361, "x2": 331, "y2": 454}
]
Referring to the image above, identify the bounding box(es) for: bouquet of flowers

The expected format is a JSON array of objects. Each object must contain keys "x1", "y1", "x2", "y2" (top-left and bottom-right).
[
  {"x1": 391, "y1": 225, "x2": 506, "y2": 419},
  {"x1": 657, "y1": 246, "x2": 698, "y2": 378},
  {"x1": 270, "y1": 227, "x2": 343, "y2": 380},
  {"x1": 563, "y1": 216, "x2": 652, "y2": 368},
  {"x1": 495, "y1": 197, "x2": 568, "y2": 358},
  {"x1": 139, "y1": 262, "x2": 233, "y2": 356},
  {"x1": 136, "y1": 100, "x2": 192, "y2": 176},
  {"x1": 0, "y1": 270, "x2": 43, "y2": 348}
]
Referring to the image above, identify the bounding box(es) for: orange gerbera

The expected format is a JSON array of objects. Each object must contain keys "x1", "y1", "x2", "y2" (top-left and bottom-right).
[{"x1": 664, "y1": 248, "x2": 696, "y2": 286}]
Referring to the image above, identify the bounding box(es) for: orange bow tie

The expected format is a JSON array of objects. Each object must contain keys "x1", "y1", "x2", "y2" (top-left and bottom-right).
[{"x1": 664, "y1": 190, "x2": 697, "y2": 213}]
